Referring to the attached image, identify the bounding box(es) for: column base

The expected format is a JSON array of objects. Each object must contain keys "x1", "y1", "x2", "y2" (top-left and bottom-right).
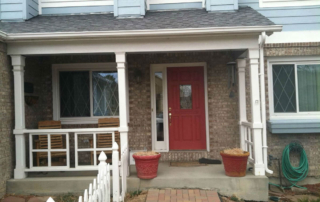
[
  {"x1": 253, "y1": 164, "x2": 265, "y2": 176},
  {"x1": 14, "y1": 168, "x2": 28, "y2": 179}
]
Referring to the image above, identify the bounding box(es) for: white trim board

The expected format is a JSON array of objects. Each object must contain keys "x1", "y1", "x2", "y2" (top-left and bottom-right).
[
  {"x1": 259, "y1": 0, "x2": 320, "y2": 8},
  {"x1": 150, "y1": 62, "x2": 210, "y2": 152},
  {"x1": 8, "y1": 34, "x2": 261, "y2": 55},
  {"x1": 4, "y1": 25, "x2": 282, "y2": 42},
  {"x1": 266, "y1": 30, "x2": 320, "y2": 44},
  {"x1": 267, "y1": 56, "x2": 320, "y2": 120},
  {"x1": 52, "y1": 62, "x2": 118, "y2": 124}
]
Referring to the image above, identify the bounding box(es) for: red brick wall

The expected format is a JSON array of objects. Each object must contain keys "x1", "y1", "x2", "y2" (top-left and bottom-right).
[
  {"x1": 0, "y1": 42, "x2": 14, "y2": 198},
  {"x1": 264, "y1": 42, "x2": 320, "y2": 177},
  {"x1": 127, "y1": 52, "x2": 239, "y2": 161}
]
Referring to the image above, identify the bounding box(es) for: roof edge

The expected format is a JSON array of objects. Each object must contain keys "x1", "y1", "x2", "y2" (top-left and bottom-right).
[
  {"x1": 3, "y1": 25, "x2": 282, "y2": 42},
  {"x1": 0, "y1": 31, "x2": 8, "y2": 42}
]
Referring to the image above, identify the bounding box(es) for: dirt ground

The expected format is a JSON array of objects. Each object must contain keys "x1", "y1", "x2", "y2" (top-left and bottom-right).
[
  {"x1": 269, "y1": 183, "x2": 320, "y2": 202},
  {"x1": 126, "y1": 190, "x2": 148, "y2": 202}
]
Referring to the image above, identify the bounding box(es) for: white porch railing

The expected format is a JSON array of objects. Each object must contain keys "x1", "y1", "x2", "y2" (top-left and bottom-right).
[
  {"x1": 15, "y1": 128, "x2": 119, "y2": 172},
  {"x1": 46, "y1": 142, "x2": 128, "y2": 202},
  {"x1": 240, "y1": 121, "x2": 254, "y2": 164}
]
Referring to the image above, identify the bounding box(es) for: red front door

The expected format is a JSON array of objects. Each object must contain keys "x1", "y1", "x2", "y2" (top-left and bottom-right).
[{"x1": 167, "y1": 66, "x2": 206, "y2": 150}]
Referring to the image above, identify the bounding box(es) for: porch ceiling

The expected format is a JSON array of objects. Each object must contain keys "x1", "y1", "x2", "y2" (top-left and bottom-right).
[{"x1": 0, "y1": 7, "x2": 275, "y2": 34}]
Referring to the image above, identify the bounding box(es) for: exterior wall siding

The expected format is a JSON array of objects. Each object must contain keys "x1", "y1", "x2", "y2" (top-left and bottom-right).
[
  {"x1": 206, "y1": 0, "x2": 238, "y2": 12},
  {"x1": 26, "y1": 0, "x2": 38, "y2": 19},
  {"x1": 0, "y1": 0, "x2": 24, "y2": 21},
  {"x1": 114, "y1": 0, "x2": 146, "y2": 17},
  {"x1": 0, "y1": 42, "x2": 14, "y2": 198},
  {"x1": 239, "y1": 0, "x2": 320, "y2": 31},
  {"x1": 0, "y1": 0, "x2": 38, "y2": 21},
  {"x1": 39, "y1": 0, "x2": 113, "y2": 15},
  {"x1": 149, "y1": 2, "x2": 202, "y2": 10},
  {"x1": 264, "y1": 42, "x2": 320, "y2": 177}
]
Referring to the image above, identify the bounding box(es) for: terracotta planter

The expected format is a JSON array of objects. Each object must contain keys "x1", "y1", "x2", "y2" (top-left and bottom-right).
[
  {"x1": 133, "y1": 153, "x2": 161, "y2": 179},
  {"x1": 220, "y1": 151, "x2": 249, "y2": 177}
]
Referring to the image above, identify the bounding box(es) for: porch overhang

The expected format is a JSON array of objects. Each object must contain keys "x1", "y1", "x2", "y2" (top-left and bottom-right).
[
  {"x1": 3, "y1": 25, "x2": 282, "y2": 42},
  {"x1": 6, "y1": 30, "x2": 280, "y2": 55}
]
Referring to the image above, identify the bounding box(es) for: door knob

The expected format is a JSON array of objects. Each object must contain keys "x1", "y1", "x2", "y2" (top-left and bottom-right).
[{"x1": 169, "y1": 113, "x2": 172, "y2": 126}]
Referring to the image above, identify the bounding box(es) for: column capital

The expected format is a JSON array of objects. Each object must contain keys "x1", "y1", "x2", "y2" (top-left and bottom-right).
[
  {"x1": 237, "y1": 59, "x2": 246, "y2": 71},
  {"x1": 115, "y1": 52, "x2": 126, "y2": 62},
  {"x1": 115, "y1": 52, "x2": 127, "y2": 70},
  {"x1": 11, "y1": 55, "x2": 25, "y2": 67},
  {"x1": 247, "y1": 48, "x2": 259, "y2": 59}
]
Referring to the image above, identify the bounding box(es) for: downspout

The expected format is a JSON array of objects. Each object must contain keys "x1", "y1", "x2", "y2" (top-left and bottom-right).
[{"x1": 259, "y1": 32, "x2": 273, "y2": 174}]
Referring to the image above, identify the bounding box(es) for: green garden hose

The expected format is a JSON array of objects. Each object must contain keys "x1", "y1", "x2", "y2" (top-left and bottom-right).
[{"x1": 269, "y1": 142, "x2": 309, "y2": 190}]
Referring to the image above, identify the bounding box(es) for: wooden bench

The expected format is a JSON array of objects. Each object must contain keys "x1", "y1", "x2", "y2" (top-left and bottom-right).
[
  {"x1": 36, "y1": 121, "x2": 66, "y2": 166},
  {"x1": 90, "y1": 118, "x2": 121, "y2": 164}
]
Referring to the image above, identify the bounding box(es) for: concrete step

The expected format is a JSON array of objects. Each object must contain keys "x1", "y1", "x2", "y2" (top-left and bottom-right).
[{"x1": 7, "y1": 163, "x2": 268, "y2": 201}]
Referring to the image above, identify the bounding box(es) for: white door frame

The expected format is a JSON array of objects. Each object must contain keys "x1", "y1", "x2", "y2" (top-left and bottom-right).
[{"x1": 150, "y1": 62, "x2": 209, "y2": 152}]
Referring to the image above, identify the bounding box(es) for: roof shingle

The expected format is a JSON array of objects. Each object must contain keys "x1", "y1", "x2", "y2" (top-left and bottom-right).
[{"x1": 0, "y1": 7, "x2": 275, "y2": 34}]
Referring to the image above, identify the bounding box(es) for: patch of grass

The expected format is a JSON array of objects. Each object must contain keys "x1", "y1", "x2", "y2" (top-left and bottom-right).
[
  {"x1": 54, "y1": 193, "x2": 78, "y2": 202},
  {"x1": 129, "y1": 190, "x2": 142, "y2": 198},
  {"x1": 230, "y1": 195, "x2": 240, "y2": 202},
  {"x1": 297, "y1": 198, "x2": 320, "y2": 202}
]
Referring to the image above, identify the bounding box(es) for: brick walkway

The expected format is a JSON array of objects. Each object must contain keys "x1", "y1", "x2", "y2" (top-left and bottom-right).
[{"x1": 146, "y1": 189, "x2": 220, "y2": 202}]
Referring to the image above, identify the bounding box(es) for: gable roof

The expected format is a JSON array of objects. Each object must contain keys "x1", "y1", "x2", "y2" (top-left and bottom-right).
[{"x1": 0, "y1": 7, "x2": 275, "y2": 34}]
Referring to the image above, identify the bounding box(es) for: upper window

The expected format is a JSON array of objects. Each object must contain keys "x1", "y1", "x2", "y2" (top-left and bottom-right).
[
  {"x1": 53, "y1": 63, "x2": 119, "y2": 123},
  {"x1": 270, "y1": 60, "x2": 320, "y2": 118},
  {"x1": 260, "y1": 0, "x2": 320, "y2": 8}
]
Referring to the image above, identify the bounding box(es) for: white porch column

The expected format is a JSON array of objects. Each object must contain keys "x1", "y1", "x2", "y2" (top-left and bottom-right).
[
  {"x1": 247, "y1": 49, "x2": 265, "y2": 176},
  {"x1": 11, "y1": 55, "x2": 27, "y2": 179},
  {"x1": 237, "y1": 59, "x2": 247, "y2": 151},
  {"x1": 115, "y1": 52, "x2": 129, "y2": 152}
]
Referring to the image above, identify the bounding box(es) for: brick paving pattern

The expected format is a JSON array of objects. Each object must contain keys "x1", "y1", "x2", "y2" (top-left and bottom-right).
[{"x1": 146, "y1": 189, "x2": 220, "y2": 202}]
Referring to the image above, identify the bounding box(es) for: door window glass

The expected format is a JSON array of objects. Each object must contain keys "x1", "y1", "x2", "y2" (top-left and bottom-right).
[
  {"x1": 155, "y1": 72, "x2": 164, "y2": 141},
  {"x1": 180, "y1": 85, "x2": 192, "y2": 109}
]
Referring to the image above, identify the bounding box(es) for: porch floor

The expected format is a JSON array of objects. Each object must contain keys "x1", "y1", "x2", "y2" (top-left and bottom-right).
[
  {"x1": 129, "y1": 163, "x2": 268, "y2": 201},
  {"x1": 7, "y1": 163, "x2": 268, "y2": 201}
]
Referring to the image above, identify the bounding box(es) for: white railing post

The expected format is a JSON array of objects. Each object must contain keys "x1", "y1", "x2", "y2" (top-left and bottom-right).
[
  {"x1": 112, "y1": 142, "x2": 120, "y2": 202},
  {"x1": 237, "y1": 59, "x2": 247, "y2": 151},
  {"x1": 11, "y1": 55, "x2": 27, "y2": 179},
  {"x1": 98, "y1": 151, "x2": 107, "y2": 202},
  {"x1": 248, "y1": 49, "x2": 265, "y2": 176},
  {"x1": 46, "y1": 197, "x2": 55, "y2": 202}
]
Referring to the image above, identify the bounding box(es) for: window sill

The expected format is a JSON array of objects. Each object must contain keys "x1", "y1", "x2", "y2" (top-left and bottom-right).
[
  {"x1": 59, "y1": 117, "x2": 119, "y2": 125},
  {"x1": 267, "y1": 119, "x2": 320, "y2": 134}
]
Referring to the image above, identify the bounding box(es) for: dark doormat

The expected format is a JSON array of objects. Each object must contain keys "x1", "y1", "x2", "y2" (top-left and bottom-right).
[{"x1": 170, "y1": 161, "x2": 207, "y2": 167}]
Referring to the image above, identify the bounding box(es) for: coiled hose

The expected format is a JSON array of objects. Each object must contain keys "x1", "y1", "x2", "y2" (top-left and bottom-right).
[{"x1": 269, "y1": 142, "x2": 309, "y2": 189}]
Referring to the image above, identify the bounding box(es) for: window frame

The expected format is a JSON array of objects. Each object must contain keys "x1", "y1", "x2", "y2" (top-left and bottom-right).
[
  {"x1": 52, "y1": 63, "x2": 118, "y2": 124},
  {"x1": 268, "y1": 57, "x2": 320, "y2": 120}
]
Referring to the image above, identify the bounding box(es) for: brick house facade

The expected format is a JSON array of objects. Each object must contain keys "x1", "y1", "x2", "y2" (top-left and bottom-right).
[
  {"x1": 0, "y1": 42, "x2": 14, "y2": 198},
  {"x1": 16, "y1": 47, "x2": 320, "y2": 177}
]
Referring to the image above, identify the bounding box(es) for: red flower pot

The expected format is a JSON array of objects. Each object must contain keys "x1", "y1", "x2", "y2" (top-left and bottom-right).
[
  {"x1": 133, "y1": 153, "x2": 161, "y2": 179},
  {"x1": 220, "y1": 151, "x2": 249, "y2": 177}
]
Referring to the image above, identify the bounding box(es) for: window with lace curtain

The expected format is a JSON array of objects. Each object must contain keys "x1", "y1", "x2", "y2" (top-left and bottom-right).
[
  {"x1": 270, "y1": 62, "x2": 320, "y2": 116},
  {"x1": 53, "y1": 63, "x2": 119, "y2": 123}
]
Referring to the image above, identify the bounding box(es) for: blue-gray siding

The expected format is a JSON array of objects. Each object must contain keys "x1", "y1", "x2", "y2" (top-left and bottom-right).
[
  {"x1": 150, "y1": 2, "x2": 202, "y2": 10},
  {"x1": 239, "y1": 0, "x2": 320, "y2": 31},
  {"x1": 0, "y1": 0, "x2": 24, "y2": 21},
  {"x1": 206, "y1": 0, "x2": 238, "y2": 12},
  {"x1": 268, "y1": 119, "x2": 320, "y2": 134},
  {"x1": 0, "y1": 0, "x2": 38, "y2": 21},
  {"x1": 114, "y1": 0, "x2": 145, "y2": 17},
  {"x1": 42, "y1": 6, "x2": 113, "y2": 15},
  {"x1": 26, "y1": 0, "x2": 38, "y2": 19}
]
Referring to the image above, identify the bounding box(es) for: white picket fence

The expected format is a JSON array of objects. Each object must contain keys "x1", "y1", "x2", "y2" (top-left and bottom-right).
[{"x1": 46, "y1": 142, "x2": 128, "y2": 202}]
